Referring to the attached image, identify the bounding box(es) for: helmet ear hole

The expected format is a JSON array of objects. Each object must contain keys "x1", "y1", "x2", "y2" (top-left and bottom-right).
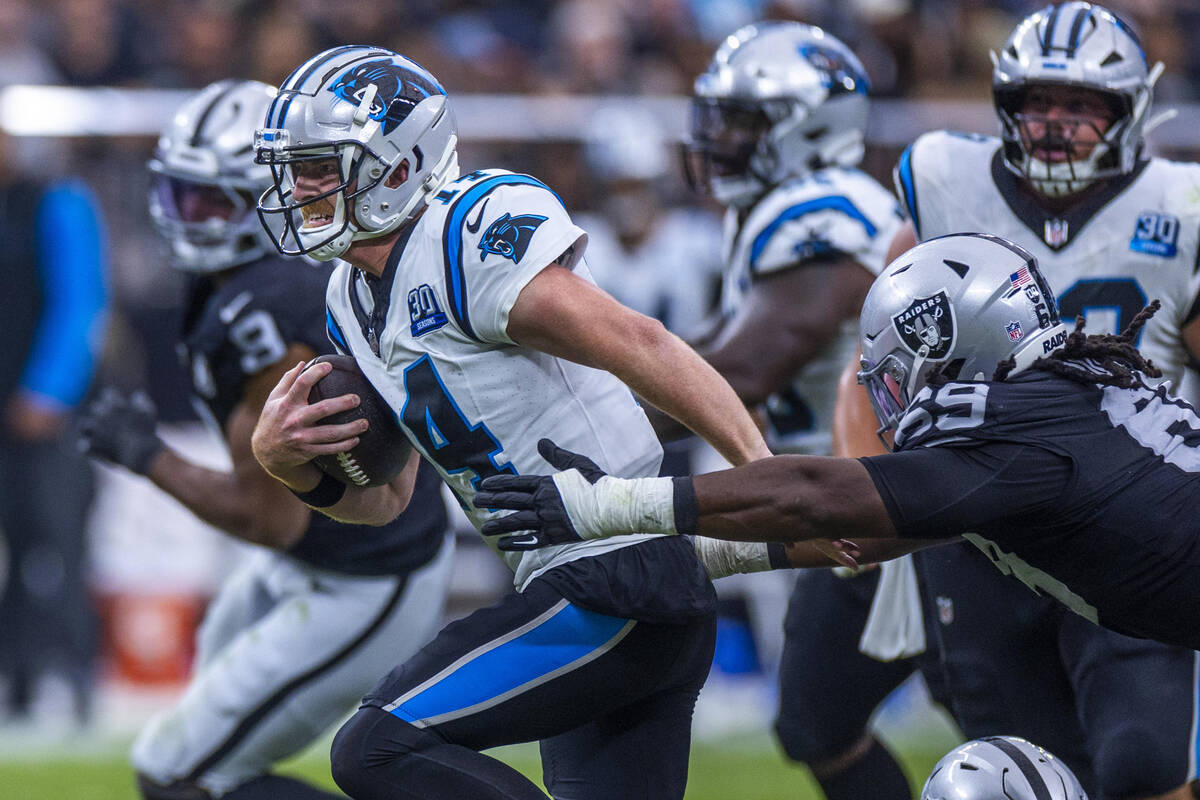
[{"x1": 385, "y1": 160, "x2": 410, "y2": 190}]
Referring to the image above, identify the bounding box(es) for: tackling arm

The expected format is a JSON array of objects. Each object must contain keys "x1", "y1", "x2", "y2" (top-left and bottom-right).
[
  {"x1": 506, "y1": 263, "x2": 771, "y2": 466},
  {"x1": 686, "y1": 455, "x2": 896, "y2": 542}
]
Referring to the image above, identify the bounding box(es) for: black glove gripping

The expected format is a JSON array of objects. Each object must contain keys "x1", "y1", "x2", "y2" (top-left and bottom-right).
[
  {"x1": 476, "y1": 438, "x2": 607, "y2": 551},
  {"x1": 78, "y1": 387, "x2": 165, "y2": 475}
]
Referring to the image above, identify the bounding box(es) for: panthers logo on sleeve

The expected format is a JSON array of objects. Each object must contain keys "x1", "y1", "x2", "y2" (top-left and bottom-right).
[
  {"x1": 478, "y1": 213, "x2": 547, "y2": 264},
  {"x1": 893, "y1": 290, "x2": 955, "y2": 358}
]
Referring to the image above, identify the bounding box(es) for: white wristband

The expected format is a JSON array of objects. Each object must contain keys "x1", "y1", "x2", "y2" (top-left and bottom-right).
[
  {"x1": 551, "y1": 472, "x2": 678, "y2": 539},
  {"x1": 691, "y1": 537, "x2": 773, "y2": 580}
]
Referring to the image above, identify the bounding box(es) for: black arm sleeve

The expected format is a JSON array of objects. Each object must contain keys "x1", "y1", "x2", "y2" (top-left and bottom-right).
[{"x1": 859, "y1": 442, "x2": 1072, "y2": 539}]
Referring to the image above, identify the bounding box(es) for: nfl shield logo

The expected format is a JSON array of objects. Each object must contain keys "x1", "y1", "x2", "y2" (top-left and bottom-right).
[
  {"x1": 937, "y1": 596, "x2": 954, "y2": 626},
  {"x1": 1005, "y1": 320, "x2": 1023, "y2": 342},
  {"x1": 1044, "y1": 218, "x2": 1069, "y2": 248}
]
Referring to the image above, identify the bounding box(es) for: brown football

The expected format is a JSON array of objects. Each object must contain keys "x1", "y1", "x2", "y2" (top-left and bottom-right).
[{"x1": 304, "y1": 354, "x2": 412, "y2": 487}]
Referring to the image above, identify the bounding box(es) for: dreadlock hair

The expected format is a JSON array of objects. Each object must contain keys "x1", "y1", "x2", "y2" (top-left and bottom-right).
[{"x1": 991, "y1": 300, "x2": 1163, "y2": 387}]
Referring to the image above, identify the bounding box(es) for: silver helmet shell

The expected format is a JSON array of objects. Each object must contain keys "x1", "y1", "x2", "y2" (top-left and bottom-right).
[
  {"x1": 921, "y1": 736, "x2": 1089, "y2": 800},
  {"x1": 858, "y1": 233, "x2": 1068, "y2": 442},
  {"x1": 254, "y1": 46, "x2": 460, "y2": 261},
  {"x1": 685, "y1": 21, "x2": 870, "y2": 207},
  {"x1": 992, "y1": 2, "x2": 1159, "y2": 198},
  {"x1": 148, "y1": 79, "x2": 277, "y2": 273}
]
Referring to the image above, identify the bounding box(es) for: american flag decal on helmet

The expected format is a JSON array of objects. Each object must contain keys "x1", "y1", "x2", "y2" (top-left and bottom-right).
[{"x1": 1009, "y1": 265, "x2": 1032, "y2": 290}]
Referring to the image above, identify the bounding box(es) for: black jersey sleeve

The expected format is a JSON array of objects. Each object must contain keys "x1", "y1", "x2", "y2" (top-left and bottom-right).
[{"x1": 859, "y1": 442, "x2": 1073, "y2": 539}]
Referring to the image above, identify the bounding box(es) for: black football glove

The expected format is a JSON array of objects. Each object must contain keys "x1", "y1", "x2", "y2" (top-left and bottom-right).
[
  {"x1": 477, "y1": 438, "x2": 607, "y2": 551},
  {"x1": 78, "y1": 388, "x2": 165, "y2": 475}
]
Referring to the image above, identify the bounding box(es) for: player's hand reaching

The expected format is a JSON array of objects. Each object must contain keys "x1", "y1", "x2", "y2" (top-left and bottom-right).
[
  {"x1": 78, "y1": 387, "x2": 165, "y2": 475},
  {"x1": 478, "y1": 438, "x2": 622, "y2": 550}
]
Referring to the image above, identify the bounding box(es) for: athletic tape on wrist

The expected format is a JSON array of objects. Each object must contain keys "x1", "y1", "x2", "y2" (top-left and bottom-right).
[{"x1": 556, "y1": 472, "x2": 679, "y2": 539}]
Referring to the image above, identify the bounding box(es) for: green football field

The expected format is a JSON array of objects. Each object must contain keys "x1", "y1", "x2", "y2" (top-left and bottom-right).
[{"x1": 0, "y1": 731, "x2": 954, "y2": 800}]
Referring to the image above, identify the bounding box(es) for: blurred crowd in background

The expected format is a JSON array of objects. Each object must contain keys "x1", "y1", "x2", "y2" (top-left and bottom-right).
[
  {"x1": 4, "y1": 0, "x2": 1200, "y2": 728},
  {"x1": 5, "y1": 0, "x2": 1198, "y2": 414}
]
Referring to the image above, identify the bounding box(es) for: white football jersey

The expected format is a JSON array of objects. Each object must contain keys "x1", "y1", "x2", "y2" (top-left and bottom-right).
[
  {"x1": 721, "y1": 166, "x2": 904, "y2": 452},
  {"x1": 325, "y1": 169, "x2": 666, "y2": 591},
  {"x1": 899, "y1": 130, "x2": 1200, "y2": 391}
]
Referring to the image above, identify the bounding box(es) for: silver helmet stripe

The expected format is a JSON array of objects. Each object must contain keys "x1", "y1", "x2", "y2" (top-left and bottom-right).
[
  {"x1": 190, "y1": 79, "x2": 239, "y2": 147},
  {"x1": 985, "y1": 738, "x2": 1054, "y2": 800}
]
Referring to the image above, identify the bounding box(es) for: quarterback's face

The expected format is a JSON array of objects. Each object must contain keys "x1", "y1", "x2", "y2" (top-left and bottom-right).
[
  {"x1": 290, "y1": 156, "x2": 342, "y2": 228},
  {"x1": 1017, "y1": 85, "x2": 1116, "y2": 163}
]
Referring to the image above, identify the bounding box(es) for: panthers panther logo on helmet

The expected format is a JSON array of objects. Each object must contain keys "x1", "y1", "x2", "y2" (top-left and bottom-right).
[
  {"x1": 797, "y1": 43, "x2": 870, "y2": 95},
  {"x1": 329, "y1": 59, "x2": 443, "y2": 135},
  {"x1": 255, "y1": 46, "x2": 459, "y2": 261}
]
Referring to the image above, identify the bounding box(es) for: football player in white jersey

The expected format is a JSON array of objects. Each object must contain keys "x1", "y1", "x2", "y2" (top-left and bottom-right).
[
  {"x1": 673, "y1": 22, "x2": 919, "y2": 800},
  {"x1": 247, "y1": 46, "x2": 821, "y2": 800},
  {"x1": 839, "y1": 4, "x2": 1200, "y2": 798},
  {"x1": 78, "y1": 80, "x2": 454, "y2": 800}
]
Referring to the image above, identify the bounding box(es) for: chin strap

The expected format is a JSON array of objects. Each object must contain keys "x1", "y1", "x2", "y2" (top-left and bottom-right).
[
  {"x1": 1144, "y1": 108, "x2": 1178, "y2": 137},
  {"x1": 905, "y1": 345, "x2": 931, "y2": 403}
]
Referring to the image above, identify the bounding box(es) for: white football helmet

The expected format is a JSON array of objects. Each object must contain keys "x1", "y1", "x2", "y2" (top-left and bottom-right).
[
  {"x1": 992, "y1": 2, "x2": 1162, "y2": 197},
  {"x1": 148, "y1": 79, "x2": 277, "y2": 272},
  {"x1": 922, "y1": 737, "x2": 1088, "y2": 800},
  {"x1": 254, "y1": 45, "x2": 460, "y2": 261},
  {"x1": 684, "y1": 21, "x2": 871, "y2": 207},
  {"x1": 858, "y1": 233, "x2": 1068, "y2": 443}
]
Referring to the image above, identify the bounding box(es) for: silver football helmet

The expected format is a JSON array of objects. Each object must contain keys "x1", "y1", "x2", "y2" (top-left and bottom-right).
[
  {"x1": 148, "y1": 79, "x2": 277, "y2": 273},
  {"x1": 254, "y1": 45, "x2": 460, "y2": 261},
  {"x1": 922, "y1": 737, "x2": 1088, "y2": 800},
  {"x1": 992, "y1": 2, "x2": 1162, "y2": 197},
  {"x1": 685, "y1": 21, "x2": 871, "y2": 207},
  {"x1": 858, "y1": 233, "x2": 1068, "y2": 442}
]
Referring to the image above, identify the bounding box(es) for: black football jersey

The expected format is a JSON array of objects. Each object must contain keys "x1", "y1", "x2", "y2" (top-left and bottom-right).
[
  {"x1": 180, "y1": 256, "x2": 447, "y2": 576},
  {"x1": 861, "y1": 368, "x2": 1200, "y2": 650}
]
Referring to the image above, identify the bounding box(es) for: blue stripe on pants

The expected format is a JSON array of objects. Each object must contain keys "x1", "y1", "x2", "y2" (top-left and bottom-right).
[{"x1": 387, "y1": 599, "x2": 634, "y2": 728}]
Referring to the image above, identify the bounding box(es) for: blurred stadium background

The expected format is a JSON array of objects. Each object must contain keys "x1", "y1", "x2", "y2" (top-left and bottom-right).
[{"x1": 2, "y1": 0, "x2": 1200, "y2": 797}]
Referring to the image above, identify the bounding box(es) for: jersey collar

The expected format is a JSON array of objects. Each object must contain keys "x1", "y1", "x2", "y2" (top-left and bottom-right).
[
  {"x1": 348, "y1": 225, "x2": 415, "y2": 355},
  {"x1": 990, "y1": 150, "x2": 1149, "y2": 252}
]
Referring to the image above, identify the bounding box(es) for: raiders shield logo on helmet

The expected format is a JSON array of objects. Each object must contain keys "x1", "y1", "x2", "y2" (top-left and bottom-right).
[{"x1": 893, "y1": 290, "x2": 955, "y2": 358}]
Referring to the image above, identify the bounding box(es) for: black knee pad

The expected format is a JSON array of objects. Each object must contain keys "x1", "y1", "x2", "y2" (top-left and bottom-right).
[
  {"x1": 1092, "y1": 724, "x2": 1186, "y2": 799},
  {"x1": 774, "y1": 708, "x2": 868, "y2": 765},
  {"x1": 136, "y1": 773, "x2": 213, "y2": 800},
  {"x1": 330, "y1": 706, "x2": 432, "y2": 795}
]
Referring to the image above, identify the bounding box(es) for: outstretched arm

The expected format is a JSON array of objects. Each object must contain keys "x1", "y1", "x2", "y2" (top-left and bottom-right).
[
  {"x1": 476, "y1": 439, "x2": 895, "y2": 548},
  {"x1": 80, "y1": 345, "x2": 316, "y2": 549},
  {"x1": 689, "y1": 456, "x2": 894, "y2": 542}
]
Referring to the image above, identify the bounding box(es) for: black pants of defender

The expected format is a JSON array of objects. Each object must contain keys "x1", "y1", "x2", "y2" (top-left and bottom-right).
[
  {"x1": 0, "y1": 431, "x2": 96, "y2": 720},
  {"x1": 916, "y1": 542, "x2": 1198, "y2": 800},
  {"x1": 331, "y1": 567, "x2": 716, "y2": 799},
  {"x1": 775, "y1": 568, "x2": 940, "y2": 766}
]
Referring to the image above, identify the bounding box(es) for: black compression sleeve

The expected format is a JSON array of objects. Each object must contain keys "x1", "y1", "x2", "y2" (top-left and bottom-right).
[{"x1": 671, "y1": 477, "x2": 698, "y2": 535}]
